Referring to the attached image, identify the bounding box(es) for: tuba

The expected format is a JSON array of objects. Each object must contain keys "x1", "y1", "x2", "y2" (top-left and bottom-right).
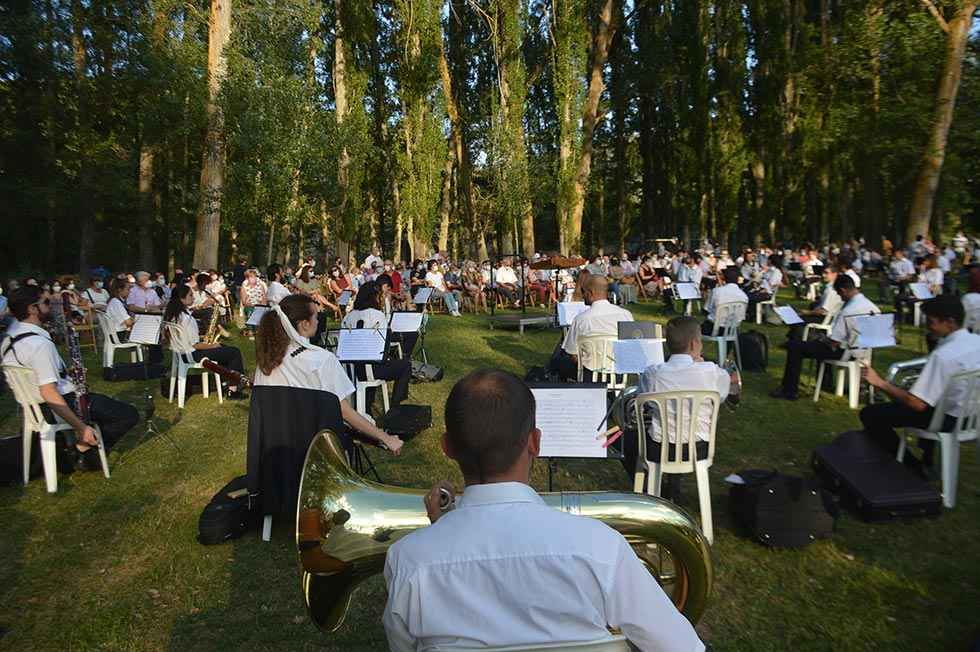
[{"x1": 295, "y1": 431, "x2": 713, "y2": 633}]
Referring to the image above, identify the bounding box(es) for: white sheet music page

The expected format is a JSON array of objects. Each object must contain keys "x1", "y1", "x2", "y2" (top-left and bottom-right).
[
  {"x1": 245, "y1": 306, "x2": 269, "y2": 327},
  {"x1": 557, "y1": 301, "x2": 588, "y2": 326},
  {"x1": 909, "y1": 283, "x2": 934, "y2": 301},
  {"x1": 338, "y1": 290, "x2": 352, "y2": 307},
  {"x1": 774, "y1": 306, "x2": 804, "y2": 325},
  {"x1": 413, "y1": 287, "x2": 433, "y2": 305},
  {"x1": 613, "y1": 339, "x2": 665, "y2": 374},
  {"x1": 675, "y1": 283, "x2": 700, "y2": 300},
  {"x1": 531, "y1": 387, "x2": 607, "y2": 458},
  {"x1": 336, "y1": 329, "x2": 386, "y2": 361},
  {"x1": 389, "y1": 312, "x2": 424, "y2": 333},
  {"x1": 854, "y1": 313, "x2": 896, "y2": 349},
  {"x1": 129, "y1": 314, "x2": 162, "y2": 345}
]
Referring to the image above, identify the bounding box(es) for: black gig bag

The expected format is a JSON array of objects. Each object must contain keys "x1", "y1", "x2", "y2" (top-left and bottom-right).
[
  {"x1": 381, "y1": 404, "x2": 432, "y2": 441},
  {"x1": 737, "y1": 331, "x2": 769, "y2": 371},
  {"x1": 729, "y1": 469, "x2": 837, "y2": 548},
  {"x1": 198, "y1": 475, "x2": 259, "y2": 545}
]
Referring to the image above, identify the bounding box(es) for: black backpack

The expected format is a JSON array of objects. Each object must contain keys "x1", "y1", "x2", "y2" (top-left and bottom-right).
[
  {"x1": 729, "y1": 469, "x2": 838, "y2": 548},
  {"x1": 198, "y1": 476, "x2": 259, "y2": 545},
  {"x1": 738, "y1": 330, "x2": 769, "y2": 371}
]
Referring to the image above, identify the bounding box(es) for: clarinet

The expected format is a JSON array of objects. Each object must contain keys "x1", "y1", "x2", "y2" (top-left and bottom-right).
[{"x1": 61, "y1": 294, "x2": 91, "y2": 422}]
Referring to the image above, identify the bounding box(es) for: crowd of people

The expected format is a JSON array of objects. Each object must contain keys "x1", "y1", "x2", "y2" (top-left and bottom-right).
[{"x1": 3, "y1": 228, "x2": 980, "y2": 651}]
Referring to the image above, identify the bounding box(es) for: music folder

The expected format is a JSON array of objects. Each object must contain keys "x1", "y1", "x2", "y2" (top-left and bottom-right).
[
  {"x1": 338, "y1": 290, "x2": 352, "y2": 307},
  {"x1": 674, "y1": 283, "x2": 700, "y2": 300},
  {"x1": 336, "y1": 328, "x2": 389, "y2": 363},
  {"x1": 527, "y1": 383, "x2": 613, "y2": 459},
  {"x1": 389, "y1": 311, "x2": 424, "y2": 333},
  {"x1": 245, "y1": 305, "x2": 270, "y2": 328},
  {"x1": 909, "y1": 283, "x2": 934, "y2": 301},
  {"x1": 129, "y1": 314, "x2": 163, "y2": 345},
  {"x1": 557, "y1": 301, "x2": 588, "y2": 327},
  {"x1": 413, "y1": 287, "x2": 433, "y2": 305}
]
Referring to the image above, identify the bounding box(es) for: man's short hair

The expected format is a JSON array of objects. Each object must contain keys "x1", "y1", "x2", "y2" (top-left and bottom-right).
[
  {"x1": 665, "y1": 316, "x2": 701, "y2": 355},
  {"x1": 267, "y1": 263, "x2": 281, "y2": 280},
  {"x1": 833, "y1": 274, "x2": 856, "y2": 293},
  {"x1": 8, "y1": 285, "x2": 43, "y2": 321},
  {"x1": 723, "y1": 266, "x2": 740, "y2": 284},
  {"x1": 444, "y1": 370, "x2": 536, "y2": 481},
  {"x1": 585, "y1": 274, "x2": 609, "y2": 297},
  {"x1": 922, "y1": 295, "x2": 964, "y2": 326}
]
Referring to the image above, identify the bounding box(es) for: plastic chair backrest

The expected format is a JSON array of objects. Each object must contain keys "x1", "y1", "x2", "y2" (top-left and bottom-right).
[
  {"x1": 928, "y1": 367, "x2": 980, "y2": 435},
  {"x1": 2, "y1": 364, "x2": 48, "y2": 431},
  {"x1": 95, "y1": 311, "x2": 124, "y2": 345},
  {"x1": 965, "y1": 307, "x2": 980, "y2": 334},
  {"x1": 427, "y1": 635, "x2": 629, "y2": 652},
  {"x1": 576, "y1": 334, "x2": 617, "y2": 376},
  {"x1": 710, "y1": 301, "x2": 747, "y2": 337},
  {"x1": 633, "y1": 389, "x2": 720, "y2": 468},
  {"x1": 163, "y1": 321, "x2": 196, "y2": 356}
]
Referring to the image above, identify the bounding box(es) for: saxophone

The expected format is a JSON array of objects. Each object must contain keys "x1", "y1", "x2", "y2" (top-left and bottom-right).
[{"x1": 204, "y1": 303, "x2": 222, "y2": 344}]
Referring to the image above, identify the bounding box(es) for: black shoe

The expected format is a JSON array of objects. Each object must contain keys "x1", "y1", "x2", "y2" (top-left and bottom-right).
[
  {"x1": 76, "y1": 448, "x2": 101, "y2": 472},
  {"x1": 225, "y1": 389, "x2": 247, "y2": 401},
  {"x1": 769, "y1": 388, "x2": 798, "y2": 401}
]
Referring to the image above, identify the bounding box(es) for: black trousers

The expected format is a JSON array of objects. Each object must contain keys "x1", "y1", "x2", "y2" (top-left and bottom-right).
[
  {"x1": 700, "y1": 320, "x2": 714, "y2": 336},
  {"x1": 45, "y1": 392, "x2": 139, "y2": 451},
  {"x1": 620, "y1": 429, "x2": 710, "y2": 500},
  {"x1": 859, "y1": 402, "x2": 955, "y2": 466},
  {"x1": 392, "y1": 332, "x2": 419, "y2": 359},
  {"x1": 780, "y1": 339, "x2": 843, "y2": 397},
  {"x1": 192, "y1": 346, "x2": 245, "y2": 376},
  {"x1": 546, "y1": 343, "x2": 595, "y2": 382},
  {"x1": 355, "y1": 359, "x2": 411, "y2": 407}
]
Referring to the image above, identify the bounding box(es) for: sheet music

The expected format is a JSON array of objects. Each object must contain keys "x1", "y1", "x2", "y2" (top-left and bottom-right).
[
  {"x1": 336, "y1": 328, "x2": 386, "y2": 361},
  {"x1": 338, "y1": 290, "x2": 352, "y2": 307},
  {"x1": 129, "y1": 314, "x2": 162, "y2": 345},
  {"x1": 774, "y1": 306, "x2": 804, "y2": 325},
  {"x1": 675, "y1": 283, "x2": 700, "y2": 300},
  {"x1": 613, "y1": 339, "x2": 665, "y2": 374},
  {"x1": 413, "y1": 287, "x2": 433, "y2": 305},
  {"x1": 246, "y1": 306, "x2": 269, "y2": 327},
  {"x1": 557, "y1": 301, "x2": 589, "y2": 327},
  {"x1": 389, "y1": 312, "x2": 424, "y2": 333},
  {"x1": 531, "y1": 387, "x2": 608, "y2": 458},
  {"x1": 854, "y1": 313, "x2": 896, "y2": 349},
  {"x1": 909, "y1": 283, "x2": 933, "y2": 301}
]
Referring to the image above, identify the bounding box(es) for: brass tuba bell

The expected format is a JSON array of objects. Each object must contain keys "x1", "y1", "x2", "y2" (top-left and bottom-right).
[{"x1": 295, "y1": 431, "x2": 713, "y2": 633}]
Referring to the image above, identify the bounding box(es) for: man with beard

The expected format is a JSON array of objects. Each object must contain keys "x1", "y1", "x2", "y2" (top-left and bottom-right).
[{"x1": 1, "y1": 286, "x2": 138, "y2": 471}]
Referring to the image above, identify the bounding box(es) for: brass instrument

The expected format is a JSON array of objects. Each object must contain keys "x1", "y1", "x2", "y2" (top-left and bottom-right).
[
  {"x1": 204, "y1": 304, "x2": 222, "y2": 344},
  {"x1": 296, "y1": 431, "x2": 713, "y2": 633}
]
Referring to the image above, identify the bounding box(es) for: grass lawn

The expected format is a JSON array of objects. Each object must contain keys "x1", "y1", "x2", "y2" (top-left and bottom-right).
[{"x1": 1, "y1": 288, "x2": 978, "y2": 651}]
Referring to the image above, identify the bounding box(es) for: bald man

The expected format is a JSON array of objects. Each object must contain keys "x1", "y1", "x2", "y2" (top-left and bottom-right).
[{"x1": 547, "y1": 275, "x2": 633, "y2": 380}]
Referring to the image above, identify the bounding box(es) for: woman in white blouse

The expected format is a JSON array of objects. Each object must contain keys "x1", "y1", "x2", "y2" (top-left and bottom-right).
[
  {"x1": 106, "y1": 277, "x2": 135, "y2": 339},
  {"x1": 163, "y1": 285, "x2": 247, "y2": 399},
  {"x1": 254, "y1": 294, "x2": 402, "y2": 453},
  {"x1": 918, "y1": 254, "x2": 944, "y2": 296},
  {"x1": 425, "y1": 261, "x2": 461, "y2": 316}
]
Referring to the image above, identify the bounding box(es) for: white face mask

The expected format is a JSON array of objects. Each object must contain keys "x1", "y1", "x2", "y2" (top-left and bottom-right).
[
  {"x1": 67, "y1": 283, "x2": 75, "y2": 290},
  {"x1": 52, "y1": 285, "x2": 61, "y2": 292},
  {"x1": 142, "y1": 280, "x2": 152, "y2": 289},
  {"x1": 95, "y1": 281, "x2": 104, "y2": 289}
]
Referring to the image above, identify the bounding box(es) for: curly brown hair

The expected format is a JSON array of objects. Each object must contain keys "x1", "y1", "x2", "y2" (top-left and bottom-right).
[{"x1": 255, "y1": 294, "x2": 317, "y2": 375}]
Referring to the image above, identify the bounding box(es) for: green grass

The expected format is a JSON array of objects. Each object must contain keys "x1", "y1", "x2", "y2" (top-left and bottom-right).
[{"x1": 1, "y1": 290, "x2": 978, "y2": 651}]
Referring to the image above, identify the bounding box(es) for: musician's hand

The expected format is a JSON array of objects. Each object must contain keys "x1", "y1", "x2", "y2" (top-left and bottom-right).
[
  {"x1": 424, "y1": 480, "x2": 455, "y2": 524},
  {"x1": 76, "y1": 425, "x2": 98, "y2": 448},
  {"x1": 861, "y1": 363, "x2": 883, "y2": 388},
  {"x1": 383, "y1": 433, "x2": 404, "y2": 455}
]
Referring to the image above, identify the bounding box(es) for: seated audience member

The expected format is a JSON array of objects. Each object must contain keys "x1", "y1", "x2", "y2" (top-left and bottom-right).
[
  {"x1": 383, "y1": 369, "x2": 704, "y2": 651},
  {"x1": 425, "y1": 260, "x2": 461, "y2": 317},
  {"x1": 622, "y1": 317, "x2": 734, "y2": 498},
  {"x1": 82, "y1": 277, "x2": 110, "y2": 309},
  {"x1": 239, "y1": 268, "x2": 268, "y2": 320},
  {"x1": 254, "y1": 294, "x2": 402, "y2": 453},
  {"x1": 127, "y1": 271, "x2": 164, "y2": 314},
  {"x1": 607, "y1": 257, "x2": 625, "y2": 304},
  {"x1": 918, "y1": 254, "x2": 944, "y2": 296},
  {"x1": 265, "y1": 263, "x2": 292, "y2": 306},
  {"x1": 637, "y1": 256, "x2": 659, "y2": 298},
  {"x1": 547, "y1": 275, "x2": 633, "y2": 381},
  {"x1": 701, "y1": 266, "x2": 748, "y2": 335},
  {"x1": 962, "y1": 266, "x2": 980, "y2": 322},
  {"x1": 770, "y1": 274, "x2": 879, "y2": 400},
  {"x1": 105, "y1": 278, "x2": 135, "y2": 339},
  {"x1": 861, "y1": 295, "x2": 980, "y2": 475},
  {"x1": 494, "y1": 258, "x2": 520, "y2": 307},
  {"x1": 163, "y1": 285, "x2": 247, "y2": 399},
  {"x1": 341, "y1": 282, "x2": 412, "y2": 407},
  {"x1": 461, "y1": 262, "x2": 488, "y2": 313},
  {"x1": 1, "y1": 286, "x2": 139, "y2": 470}
]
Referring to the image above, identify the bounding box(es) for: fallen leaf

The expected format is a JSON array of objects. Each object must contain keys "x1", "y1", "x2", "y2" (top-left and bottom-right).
[
  {"x1": 148, "y1": 589, "x2": 160, "y2": 599},
  {"x1": 292, "y1": 616, "x2": 305, "y2": 624}
]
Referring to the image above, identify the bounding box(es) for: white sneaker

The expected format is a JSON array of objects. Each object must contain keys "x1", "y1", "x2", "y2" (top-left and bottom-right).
[{"x1": 452, "y1": 311, "x2": 461, "y2": 317}]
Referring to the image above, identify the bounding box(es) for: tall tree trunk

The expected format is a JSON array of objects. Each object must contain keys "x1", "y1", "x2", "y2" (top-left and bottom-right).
[
  {"x1": 71, "y1": 0, "x2": 93, "y2": 281},
  {"x1": 905, "y1": 2, "x2": 976, "y2": 243},
  {"x1": 192, "y1": 0, "x2": 232, "y2": 269},
  {"x1": 138, "y1": 141, "x2": 156, "y2": 270},
  {"x1": 437, "y1": 151, "x2": 453, "y2": 254},
  {"x1": 438, "y1": 29, "x2": 476, "y2": 255},
  {"x1": 334, "y1": 0, "x2": 352, "y2": 266},
  {"x1": 863, "y1": 0, "x2": 883, "y2": 247},
  {"x1": 567, "y1": 0, "x2": 617, "y2": 253}
]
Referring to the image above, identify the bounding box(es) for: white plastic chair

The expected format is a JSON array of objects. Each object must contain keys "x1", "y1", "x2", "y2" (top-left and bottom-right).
[
  {"x1": 163, "y1": 321, "x2": 222, "y2": 409},
  {"x1": 898, "y1": 368, "x2": 980, "y2": 508},
  {"x1": 576, "y1": 334, "x2": 626, "y2": 390},
  {"x1": 428, "y1": 635, "x2": 629, "y2": 652},
  {"x1": 2, "y1": 364, "x2": 109, "y2": 493},
  {"x1": 703, "y1": 301, "x2": 747, "y2": 371},
  {"x1": 801, "y1": 305, "x2": 839, "y2": 341},
  {"x1": 344, "y1": 362, "x2": 390, "y2": 416},
  {"x1": 632, "y1": 390, "x2": 720, "y2": 544},
  {"x1": 813, "y1": 346, "x2": 872, "y2": 410},
  {"x1": 964, "y1": 307, "x2": 980, "y2": 334},
  {"x1": 95, "y1": 311, "x2": 143, "y2": 368},
  {"x1": 755, "y1": 296, "x2": 776, "y2": 324}
]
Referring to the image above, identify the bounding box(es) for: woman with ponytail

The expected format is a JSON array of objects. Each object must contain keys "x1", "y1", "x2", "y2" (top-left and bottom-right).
[
  {"x1": 254, "y1": 294, "x2": 403, "y2": 454},
  {"x1": 163, "y1": 285, "x2": 247, "y2": 399}
]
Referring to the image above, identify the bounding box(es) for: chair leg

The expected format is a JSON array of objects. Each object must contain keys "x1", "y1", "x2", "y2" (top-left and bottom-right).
[
  {"x1": 717, "y1": 340, "x2": 727, "y2": 367},
  {"x1": 22, "y1": 418, "x2": 31, "y2": 486},
  {"x1": 847, "y1": 365, "x2": 859, "y2": 409},
  {"x1": 38, "y1": 425, "x2": 58, "y2": 493},
  {"x1": 381, "y1": 382, "x2": 390, "y2": 413},
  {"x1": 356, "y1": 385, "x2": 366, "y2": 414},
  {"x1": 650, "y1": 464, "x2": 663, "y2": 497},
  {"x1": 262, "y1": 514, "x2": 272, "y2": 542},
  {"x1": 896, "y1": 433, "x2": 907, "y2": 462},
  {"x1": 813, "y1": 363, "x2": 825, "y2": 403},
  {"x1": 939, "y1": 434, "x2": 958, "y2": 509},
  {"x1": 168, "y1": 369, "x2": 177, "y2": 404},
  {"x1": 835, "y1": 367, "x2": 846, "y2": 396},
  {"x1": 733, "y1": 336, "x2": 742, "y2": 371},
  {"x1": 94, "y1": 424, "x2": 110, "y2": 479},
  {"x1": 202, "y1": 372, "x2": 209, "y2": 399},
  {"x1": 633, "y1": 470, "x2": 646, "y2": 494},
  {"x1": 694, "y1": 461, "x2": 713, "y2": 545},
  {"x1": 177, "y1": 371, "x2": 187, "y2": 410},
  {"x1": 215, "y1": 374, "x2": 223, "y2": 404}
]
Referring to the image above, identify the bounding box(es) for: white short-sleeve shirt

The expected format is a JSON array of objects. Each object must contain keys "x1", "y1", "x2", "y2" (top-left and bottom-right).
[
  {"x1": 831, "y1": 293, "x2": 880, "y2": 345},
  {"x1": 1, "y1": 320, "x2": 76, "y2": 396},
  {"x1": 962, "y1": 292, "x2": 980, "y2": 316},
  {"x1": 253, "y1": 339, "x2": 355, "y2": 401},
  {"x1": 83, "y1": 287, "x2": 110, "y2": 308},
  {"x1": 383, "y1": 482, "x2": 704, "y2": 652},
  {"x1": 817, "y1": 285, "x2": 843, "y2": 315},
  {"x1": 704, "y1": 283, "x2": 748, "y2": 322},
  {"x1": 266, "y1": 281, "x2": 291, "y2": 306},
  {"x1": 176, "y1": 311, "x2": 200, "y2": 344},
  {"x1": 640, "y1": 353, "x2": 729, "y2": 443},
  {"x1": 909, "y1": 329, "x2": 980, "y2": 416},
  {"x1": 561, "y1": 299, "x2": 633, "y2": 355},
  {"x1": 845, "y1": 269, "x2": 862, "y2": 288},
  {"x1": 106, "y1": 297, "x2": 131, "y2": 333}
]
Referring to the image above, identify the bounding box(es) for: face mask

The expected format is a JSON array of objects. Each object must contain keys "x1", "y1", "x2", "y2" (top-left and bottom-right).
[
  {"x1": 27, "y1": 280, "x2": 37, "y2": 287},
  {"x1": 127, "y1": 276, "x2": 136, "y2": 284},
  {"x1": 51, "y1": 285, "x2": 61, "y2": 292},
  {"x1": 95, "y1": 281, "x2": 104, "y2": 289},
  {"x1": 332, "y1": 271, "x2": 340, "y2": 278},
  {"x1": 67, "y1": 283, "x2": 75, "y2": 291},
  {"x1": 142, "y1": 280, "x2": 152, "y2": 289},
  {"x1": 157, "y1": 279, "x2": 166, "y2": 287}
]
